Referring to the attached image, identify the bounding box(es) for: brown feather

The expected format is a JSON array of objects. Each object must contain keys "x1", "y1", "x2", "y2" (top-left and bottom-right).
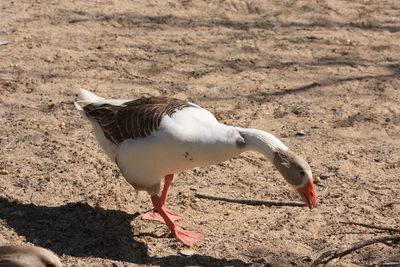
[{"x1": 83, "y1": 97, "x2": 194, "y2": 144}]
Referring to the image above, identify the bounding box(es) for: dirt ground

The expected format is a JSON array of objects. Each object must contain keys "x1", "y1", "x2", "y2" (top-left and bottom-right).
[{"x1": 1, "y1": 0, "x2": 399, "y2": 266}]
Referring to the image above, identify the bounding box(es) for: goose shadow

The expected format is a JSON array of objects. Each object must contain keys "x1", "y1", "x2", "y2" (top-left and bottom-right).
[{"x1": 0, "y1": 197, "x2": 254, "y2": 266}]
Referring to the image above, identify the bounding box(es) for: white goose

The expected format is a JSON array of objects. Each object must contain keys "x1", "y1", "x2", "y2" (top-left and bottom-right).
[
  {"x1": 75, "y1": 89, "x2": 317, "y2": 247},
  {"x1": 0, "y1": 246, "x2": 62, "y2": 267}
]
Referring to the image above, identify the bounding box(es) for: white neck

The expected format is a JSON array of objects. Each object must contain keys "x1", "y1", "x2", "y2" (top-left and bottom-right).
[{"x1": 238, "y1": 128, "x2": 288, "y2": 161}]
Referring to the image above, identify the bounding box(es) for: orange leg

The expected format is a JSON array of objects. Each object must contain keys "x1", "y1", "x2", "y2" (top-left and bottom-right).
[
  {"x1": 142, "y1": 174, "x2": 187, "y2": 223},
  {"x1": 150, "y1": 194, "x2": 207, "y2": 247}
]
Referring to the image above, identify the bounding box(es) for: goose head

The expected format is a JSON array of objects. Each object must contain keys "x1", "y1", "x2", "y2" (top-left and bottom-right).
[{"x1": 273, "y1": 148, "x2": 317, "y2": 209}]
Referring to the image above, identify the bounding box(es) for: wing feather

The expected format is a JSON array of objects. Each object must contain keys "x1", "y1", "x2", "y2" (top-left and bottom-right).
[{"x1": 83, "y1": 97, "x2": 194, "y2": 144}]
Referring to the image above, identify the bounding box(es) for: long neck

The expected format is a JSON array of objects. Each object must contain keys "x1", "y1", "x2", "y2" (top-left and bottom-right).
[{"x1": 238, "y1": 128, "x2": 288, "y2": 161}]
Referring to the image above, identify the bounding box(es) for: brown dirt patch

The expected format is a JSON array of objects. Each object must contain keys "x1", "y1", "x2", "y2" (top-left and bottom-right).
[{"x1": 1, "y1": 0, "x2": 399, "y2": 266}]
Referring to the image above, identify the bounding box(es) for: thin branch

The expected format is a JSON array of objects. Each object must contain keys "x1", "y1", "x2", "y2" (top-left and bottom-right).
[
  {"x1": 328, "y1": 231, "x2": 388, "y2": 236},
  {"x1": 311, "y1": 235, "x2": 400, "y2": 266},
  {"x1": 194, "y1": 192, "x2": 306, "y2": 207},
  {"x1": 340, "y1": 221, "x2": 400, "y2": 233},
  {"x1": 380, "y1": 262, "x2": 400, "y2": 266}
]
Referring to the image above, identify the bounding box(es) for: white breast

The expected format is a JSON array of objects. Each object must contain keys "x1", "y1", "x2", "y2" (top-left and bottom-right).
[{"x1": 115, "y1": 107, "x2": 242, "y2": 187}]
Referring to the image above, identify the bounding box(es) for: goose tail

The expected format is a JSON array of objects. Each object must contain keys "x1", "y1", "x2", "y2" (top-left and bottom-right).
[{"x1": 74, "y1": 88, "x2": 104, "y2": 111}]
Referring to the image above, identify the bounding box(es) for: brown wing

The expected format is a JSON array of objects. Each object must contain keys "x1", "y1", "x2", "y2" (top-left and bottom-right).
[{"x1": 83, "y1": 97, "x2": 194, "y2": 144}]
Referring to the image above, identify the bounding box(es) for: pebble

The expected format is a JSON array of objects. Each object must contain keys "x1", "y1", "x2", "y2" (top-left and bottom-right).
[
  {"x1": 182, "y1": 192, "x2": 190, "y2": 198},
  {"x1": 59, "y1": 122, "x2": 66, "y2": 129},
  {"x1": 0, "y1": 40, "x2": 12, "y2": 46},
  {"x1": 225, "y1": 209, "x2": 233, "y2": 215},
  {"x1": 320, "y1": 173, "x2": 335, "y2": 179},
  {"x1": 0, "y1": 169, "x2": 9, "y2": 175},
  {"x1": 179, "y1": 249, "x2": 196, "y2": 256},
  {"x1": 388, "y1": 163, "x2": 398, "y2": 169},
  {"x1": 295, "y1": 130, "x2": 306, "y2": 136}
]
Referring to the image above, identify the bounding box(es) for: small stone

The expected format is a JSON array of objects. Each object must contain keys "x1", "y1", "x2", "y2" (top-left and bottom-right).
[
  {"x1": 295, "y1": 130, "x2": 306, "y2": 136},
  {"x1": 314, "y1": 176, "x2": 321, "y2": 183},
  {"x1": 179, "y1": 249, "x2": 196, "y2": 256},
  {"x1": 59, "y1": 122, "x2": 66, "y2": 129},
  {"x1": 115, "y1": 197, "x2": 121, "y2": 202},
  {"x1": 0, "y1": 40, "x2": 12, "y2": 46},
  {"x1": 0, "y1": 169, "x2": 9, "y2": 175},
  {"x1": 110, "y1": 22, "x2": 120, "y2": 28},
  {"x1": 320, "y1": 173, "x2": 335, "y2": 179},
  {"x1": 131, "y1": 243, "x2": 140, "y2": 248},
  {"x1": 4, "y1": 81, "x2": 13, "y2": 86},
  {"x1": 38, "y1": 175, "x2": 45, "y2": 181},
  {"x1": 260, "y1": 204, "x2": 266, "y2": 209},
  {"x1": 225, "y1": 209, "x2": 233, "y2": 215},
  {"x1": 182, "y1": 192, "x2": 189, "y2": 199}
]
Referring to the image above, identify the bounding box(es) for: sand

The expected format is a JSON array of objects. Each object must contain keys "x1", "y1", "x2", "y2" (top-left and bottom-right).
[{"x1": 1, "y1": 0, "x2": 399, "y2": 266}]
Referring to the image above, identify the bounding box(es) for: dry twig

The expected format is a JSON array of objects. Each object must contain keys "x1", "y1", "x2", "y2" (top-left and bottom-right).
[
  {"x1": 194, "y1": 192, "x2": 306, "y2": 207},
  {"x1": 312, "y1": 235, "x2": 400, "y2": 266},
  {"x1": 339, "y1": 221, "x2": 400, "y2": 233}
]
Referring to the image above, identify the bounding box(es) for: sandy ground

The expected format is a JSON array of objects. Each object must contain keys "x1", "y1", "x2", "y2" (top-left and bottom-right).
[{"x1": 1, "y1": 0, "x2": 400, "y2": 266}]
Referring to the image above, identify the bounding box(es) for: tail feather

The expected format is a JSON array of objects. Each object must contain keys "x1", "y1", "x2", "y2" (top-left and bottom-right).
[
  {"x1": 75, "y1": 88, "x2": 131, "y2": 114},
  {"x1": 77, "y1": 88, "x2": 103, "y2": 102},
  {"x1": 74, "y1": 88, "x2": 103, "y2": 111}
]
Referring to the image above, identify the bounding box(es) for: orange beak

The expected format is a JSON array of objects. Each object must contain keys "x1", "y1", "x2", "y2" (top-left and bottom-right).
[{"x1": 296, "y1": 179, "x2": 317, "y2": 209}]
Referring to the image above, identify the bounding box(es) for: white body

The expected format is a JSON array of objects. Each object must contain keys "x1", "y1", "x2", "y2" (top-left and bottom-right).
[
  {"x1": 117, "y1": 107, "x2": 245, "y2": 187},
  {"x1": 75, "y1": 89, "x2": 289, "y2": 193}
]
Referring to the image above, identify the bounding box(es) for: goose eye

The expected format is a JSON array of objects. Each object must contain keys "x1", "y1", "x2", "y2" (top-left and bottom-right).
[{"x1": 300, "y1": 170, "x2": 306, "y2": 176}]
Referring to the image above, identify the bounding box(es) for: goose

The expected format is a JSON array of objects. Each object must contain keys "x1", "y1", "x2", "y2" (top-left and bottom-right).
[
  {"x1": 0, "y1": 245, "x2": 62, "y2": 267},
  {"x1": 75, "y1": 88, "x2": 317, "y2": 247}
]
